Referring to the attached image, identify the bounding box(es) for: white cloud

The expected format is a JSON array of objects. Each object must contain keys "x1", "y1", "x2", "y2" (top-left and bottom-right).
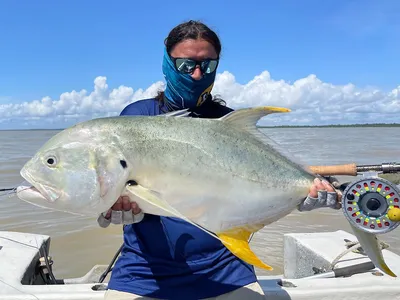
[
  {"x1": 212, "y1": 71, "x2": 400, "y2": 126},
  {"x1": 1, "y1": 70, "x2": 399, "y2": 129}
]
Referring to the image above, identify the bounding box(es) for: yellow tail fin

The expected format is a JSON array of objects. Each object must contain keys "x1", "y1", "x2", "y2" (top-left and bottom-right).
[{"x1": 217, "y1": 228, "x2": 273, "y2": 270}]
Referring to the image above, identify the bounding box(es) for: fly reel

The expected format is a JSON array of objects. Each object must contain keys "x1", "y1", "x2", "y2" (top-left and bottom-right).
[{"x1": 342, "y1": 177, "x2": 400, "y2": 234}]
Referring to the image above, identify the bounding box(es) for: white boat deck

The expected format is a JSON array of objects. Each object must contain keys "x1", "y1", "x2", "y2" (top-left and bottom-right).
[{"x1": 0, "y1": 229, "x2": 399, "y2": 299}]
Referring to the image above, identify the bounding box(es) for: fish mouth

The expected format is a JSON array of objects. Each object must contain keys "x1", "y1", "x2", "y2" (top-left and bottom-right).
[
  {"x1": 16, "y1": 185, "x2": 49, "y2": 202},
  {"x1": 19, "y1": 169, "x2": 61, "y2": 203}
]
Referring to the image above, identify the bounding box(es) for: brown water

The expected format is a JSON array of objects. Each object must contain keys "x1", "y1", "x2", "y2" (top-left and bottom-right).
[{"x1": 0, "y1": 127, "x2": 399, "y2": 279}]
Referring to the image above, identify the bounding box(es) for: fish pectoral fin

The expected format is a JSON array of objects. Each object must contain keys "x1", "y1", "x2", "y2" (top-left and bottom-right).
[
  {"x1": 351, "y1": 226, "x2": 397, "y2": 277},
  {"x1": 217, "y1": 228, "x2": 273, "y2": 271},
  {"x1": 125, "y1": 183, "x2": 182, "y2": 217},
  {"x1": 125, "y1": 183, "x2": 223, "y2": 241}
]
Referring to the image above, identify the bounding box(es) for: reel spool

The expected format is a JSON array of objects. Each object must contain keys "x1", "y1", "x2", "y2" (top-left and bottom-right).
[{"x1": 342, "y1": 177, "x2": 400, "y2": 234}]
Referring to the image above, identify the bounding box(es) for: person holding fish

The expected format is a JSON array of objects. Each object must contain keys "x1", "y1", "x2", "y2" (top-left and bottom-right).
[{"x1": 98, "y1": 20, "x2": 341, "y2": 300}]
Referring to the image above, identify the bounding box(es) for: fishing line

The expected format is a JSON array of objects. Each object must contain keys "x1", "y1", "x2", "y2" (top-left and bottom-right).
[
  {"x1": 0, "y1": 235, "x2": 58, "y2": 285},
  {"x1": 0, "y1": 190, "x2": 16, "y2": 198},
  {"x1": 0, "y1": 278, "x2": 40, "y2": 300},
  {"x1": 0, "y1": 188, "x2": 17, "y2": 199},
  {"x1": 0, "y1": 236, "x2": 44, "y2": 300},
  {"x1": 0, "y1": 184, "x2": 32, "y2": 198},
  {"x1": 0, "y1": 180, "x2": 30, "y2": 197},
  {"x1": 0, "y1": 188, "x2": 16, "y2": 192},
  {"x1": 0, "y1": 236, "x2": 39, "y2": 249}
]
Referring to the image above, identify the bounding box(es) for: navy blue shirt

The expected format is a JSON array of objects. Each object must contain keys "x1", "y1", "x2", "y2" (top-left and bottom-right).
[{"x1": 107, "y1": 98, "x2": 257, "y2": 299}]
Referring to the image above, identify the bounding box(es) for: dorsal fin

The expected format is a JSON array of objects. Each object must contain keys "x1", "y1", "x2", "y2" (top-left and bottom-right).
[
  {"x1": 219, "y1": 106, "x2": 291, "y2": 128},
  {"x1": 219, "y1": 106, "x2": 306, "y2": 168}
]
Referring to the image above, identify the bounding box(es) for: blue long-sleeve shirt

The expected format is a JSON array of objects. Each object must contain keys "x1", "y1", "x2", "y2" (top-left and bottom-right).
[{"x1": 107, "y1": 97, "x2": 257, "y2": 299}]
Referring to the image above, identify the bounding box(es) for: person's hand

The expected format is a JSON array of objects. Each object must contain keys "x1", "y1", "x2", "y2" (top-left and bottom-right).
[
  {"x1": 97, "y1": 196, "x2": 144, "y2": 228},
  {"x1": 297, "y1": 177, "x2": 342, "y2": 211}
]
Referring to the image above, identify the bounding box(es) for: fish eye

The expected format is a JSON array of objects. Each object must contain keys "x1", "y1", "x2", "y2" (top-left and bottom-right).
[{"x1": 45, "y1": 156, "x2": 57, "y2": 167}]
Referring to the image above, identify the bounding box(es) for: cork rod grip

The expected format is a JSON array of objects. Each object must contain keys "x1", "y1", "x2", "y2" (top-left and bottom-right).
[{"x1": 308, "y1": 163, "x2": 358, "y2": 176}]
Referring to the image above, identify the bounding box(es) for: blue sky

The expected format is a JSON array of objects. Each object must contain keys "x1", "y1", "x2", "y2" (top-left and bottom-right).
[{"x1": 0, "y1": 0, "x2": 399, "y2": 129}]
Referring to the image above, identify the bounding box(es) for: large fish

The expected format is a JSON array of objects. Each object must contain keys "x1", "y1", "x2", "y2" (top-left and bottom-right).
[{"x1": 16, "y1": 106, "x2": 396, "y2": 277}]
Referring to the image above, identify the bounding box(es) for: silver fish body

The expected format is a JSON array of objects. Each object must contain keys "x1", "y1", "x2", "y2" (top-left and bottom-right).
[{"x1": 16, "y1": 106, "x2": 397, "y2": 276}]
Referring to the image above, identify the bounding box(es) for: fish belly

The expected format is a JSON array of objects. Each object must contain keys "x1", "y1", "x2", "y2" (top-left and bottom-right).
[
  {"x1": 120, "y1": 117, "x2": 313, "y2": 233},
  {"x1": 129, "y1": 152, "x2": 311, "y2": 234}
]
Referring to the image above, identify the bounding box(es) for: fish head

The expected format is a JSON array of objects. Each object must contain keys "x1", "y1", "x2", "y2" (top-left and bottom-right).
[{"x1": 17, "y1": 126, "x2": 130, "y2": 216}]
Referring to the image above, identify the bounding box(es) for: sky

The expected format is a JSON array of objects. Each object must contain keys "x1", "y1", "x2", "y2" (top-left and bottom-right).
[{"x1": 0, "y1": 0, "x2": 399, "y2": 129}]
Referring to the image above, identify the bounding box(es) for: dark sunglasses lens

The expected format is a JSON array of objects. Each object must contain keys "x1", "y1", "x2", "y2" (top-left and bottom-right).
[
  {"x1": 175, "y1": 58, "x2": 218, "y2": 74},
  {"x1": 175, "y1": 58, "x2": 196, "y2": 73},
  {"x1": 201, "y1": 60, "x2": 218, "y2": 74}
]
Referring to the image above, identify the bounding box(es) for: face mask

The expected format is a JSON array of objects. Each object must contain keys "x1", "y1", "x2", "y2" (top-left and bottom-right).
[{"x1": 162, "y1": 47, "x2": 217, "y2": 110}]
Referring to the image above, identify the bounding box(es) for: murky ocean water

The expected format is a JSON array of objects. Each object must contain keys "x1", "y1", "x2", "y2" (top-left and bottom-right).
[{"x1": 0, "y1": 127, "x2": 399, "y2": 278}]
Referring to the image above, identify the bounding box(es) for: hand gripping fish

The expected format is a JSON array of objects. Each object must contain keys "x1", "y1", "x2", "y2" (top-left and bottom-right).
[{"x1": 16, "y1": 106, "x2": 396, "y2": 277}]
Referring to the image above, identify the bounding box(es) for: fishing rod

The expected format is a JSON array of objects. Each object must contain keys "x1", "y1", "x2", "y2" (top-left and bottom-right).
[{"x1": 308, "y1": 162, "x2": 400, "y2": 176}]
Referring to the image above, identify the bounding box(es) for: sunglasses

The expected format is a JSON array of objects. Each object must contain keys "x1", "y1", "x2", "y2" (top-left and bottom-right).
[{"x1": 171, "y1": 57, "x2": 219, "y2": 74}]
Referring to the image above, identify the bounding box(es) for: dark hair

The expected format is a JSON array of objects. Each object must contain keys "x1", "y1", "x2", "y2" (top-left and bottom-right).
[
  {"x1": 164, "y1": 20, "x2": 221, "y2": 56},
  {"x1": 156, "y1": 20, "x2": 226, "y2": 106}
]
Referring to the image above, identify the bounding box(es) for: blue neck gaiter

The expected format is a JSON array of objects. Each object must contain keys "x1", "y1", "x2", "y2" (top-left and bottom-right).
[{"x1": 162, "y1": 48, "x2": 216, "y2": 110}]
